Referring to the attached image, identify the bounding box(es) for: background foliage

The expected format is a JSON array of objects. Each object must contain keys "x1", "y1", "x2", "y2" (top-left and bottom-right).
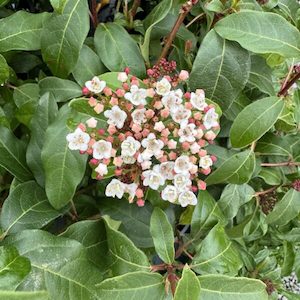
[{"x1": 0, "y1": 0, "x2": 300, "y2": 299}]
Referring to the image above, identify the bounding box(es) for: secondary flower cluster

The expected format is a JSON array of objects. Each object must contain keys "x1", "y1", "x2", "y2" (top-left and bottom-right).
[{"x1": 66, "y1": 66, "x2": 220, "y2": 207}]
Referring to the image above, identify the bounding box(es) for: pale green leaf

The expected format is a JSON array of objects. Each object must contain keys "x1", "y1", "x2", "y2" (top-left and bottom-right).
[
  {"x1": 41, "y1": 0, "x2": 89, "y2": 77},
  {"x1": 189, "y1": 30, "x2": 250, "y2": 111},
  {"x1": 150, "y1": 208, "x2": 174, "y2": 264},
  {"x1": 0, "y1": 11, "x2": 49, "y2": 52},
  {"x1": 13, "y1": 84, "x2": 39, "y2": 108},
  {"x1": 0, "y1": 291, "x2": 48, "y2": 300},
  {"x1": 0, "y1": 181, "x2": 61, "y2": 236},
  {"x1": 215, "y1": 11, "x2": 300, "y2": 58},
  {"x1": 258, "y1": 168, "x2": 282, "y2": 185},
  {"x1": 0, "y1": 54, "x2": 9, "y2": 84},
  {"x1": 95, "y1": 23, "x2": 146, "y2": 78},
  {"x1": 205, "y1": 150, "x2": 255, "y2": 185},
  {"x1": 224, "y1": 92, "x2": 251, "y2": 121},
  {"x1": 50, "y1": 0, "x2": 67, "y2": 13}
]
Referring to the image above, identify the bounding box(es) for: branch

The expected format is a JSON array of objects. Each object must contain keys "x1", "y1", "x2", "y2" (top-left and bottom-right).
[
  {"x1": 278, "y1": 65, "x2": 300, "y2": 96},
  {"x1": 261, "y1": 161, "x2": 300, "y2": 167},
  {"x1": 130, "y1": 0, "x2": 141, "y2": 19},
  {"x1": 255, "y1": 186, "x2": 278, "y2": 197},
  {"x1": 158, "y1": 0, "x2": 198, "y2": 61}
]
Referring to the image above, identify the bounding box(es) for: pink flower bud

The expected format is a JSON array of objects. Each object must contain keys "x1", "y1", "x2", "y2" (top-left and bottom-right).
[
  {"x1": 102, "y1": 158, "x2": 111, "y2": 165},
  {"x1": 115, "y1": 169, "x2": 122, "y2": 176},
  {"x1": 94, "y1": 103, "x2": 104, "y2": 114},
  {"x1": 122, "y1": 83, "x2": 130, "y2": 91},
  {"x1": 147, "y1": 69, "x2": 154, "y2": 76},
  {"x1": 189, "y1": 155, "x2": 197, "y2": 164},
  {"x1": 197, "y1": 180, "x2": 206, "y2": 190},
  {"x1": 108, "y1": 124, "x2": 117, "y2": 135},
  {"x1": 160, "y1": 137, "x2": 168, "y2": 145},
  {"x1": 82, "y1": 87, "x2": 89, "y2": 95},
  {"x1": 167, "y1": 139, "x2": 177, "y2": 149},
  {"x1": 136, "y1": 188, "x2": 144, "y2": 198},
  {"x1": 109, "y1": 97, "x2": 118, "y2": 106},
  {"x1": 198, "y1": 139, "x2": 206, "y2": 147},
  {"x1": 169, "y1": 151, "x2": 177, "y2": 160},
  {"x1": 142, "y1": 129, "x2": 150, "y2": 137},
  {"x1": 98, "y1": 128, "x2": 105, "y2": 135},
  {"x1": 103, "y1": 87, "x2": 112, "y2": 96},
  {"x1": 154, "y1": 101, "x2": 163, "y2": 109},
  {"x1": 184, "y1": 92, "x2": 191, "y2": 99},
  {"x1": 191, "y1": 186, "x2": 198, "y2": 193},
  {"x1": 201, "y1": 168, "x2": 211, "y2": 175},
  {"x1": 179, "y1": 70, "x2": 189, "y2": 81},
  {"x1": 113, "y1": 156, "x2": 123, "y2": 167},
  {"x1": 161, "y1": 128, "x2": 170, "y2": 137},
  {"x1": 211, "y1": 155, "x2": 217, "y2": 162},
  {"x1": 78, "y1": 123, "x2": 86, "y2": 131},
  {"x1": 116, "y1": 89, "x2": 125, "y2": 97},
  {"x1": 90, "y1": 158, "x2": 99, "y2": 165},
  {"x1": 205, "y1": 130, "x2": 217, "y2": 141},
  {"x1": 136, "y1": 199, "x2": 145, "y2": 207},
  {"x1": 88, "y1": 97, "x2": 97, "y2": 107},
  {"x1": 198, "y1": 149, "x2": 207, "y2": 157},
  {"x1": 132, "y1": 124, "x2": 142, "y2": 133},
  {"x1": 159, "y1": 155, "x2": 168, "y2": 163},
  {"x1": 124, "y1": 67, "x2": 130, "y2": 75},
  {"x1": 106, "y1": 136, "x2": 114, "y2": 143},
  {"x1": 147, "y1": 88, "x2": 156, "y2": 97},
  {"x1": 145, "y1": 109, "x2": 155, "y2": 119},
  {"x1": 111, "y1": 149, "x2": 117, "y2": 157},
  {"x1": 86, "y1": 148, "x2": 93, "y2": 155},
  {"x1": 134, "y1": 133, "x2": 142, "y2": 140},
  {"x1": 160, "y1": 108, "x2": 170, "y2": 118},
  {"x1": 125, "y1": 102, "x2": 133, "y2": 111},
  {"x1": 185, "y1": 102, "x2": 193, "y2": 110},
  {"x1": 125, "y1": 131, "x2": 133, "y2": 137},
  {"x1": 118, "y1": 133, "x2": 125, "y2": 141},
  {"x1": 182, "y1": 142, "x2": 190, "y2": 151},
  {"x1": 194, "y1": 112, "x2": 202, "y2": 120},
  {"x1": 88, "y1": 138, "x2": 96, "y2": 147}
]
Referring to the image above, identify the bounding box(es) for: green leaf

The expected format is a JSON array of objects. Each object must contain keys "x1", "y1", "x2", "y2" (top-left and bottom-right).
[
  {"x1": 50, "y1": 0, "x2": 67, "y2": 13},
  {"x1": 0, "y1": 11, "x2": 49, "y2": 52},
  {"x1": 0, "y1": 126, "x2": 32, "y2": 182},
  {"x1": 174, "y1": 266, "x2": 200, "y2": 300},
  {"x1": 26, "y1": 93, "x2": 58, "y2": 186},
  {"x1": 60, "y1": 220, "x2": 108, "y2": 269},
  {"x1": 248, "y1": 55, "x2": 275, "y2": 96},
  {"x1": 191, "y1": 191, "x2": 225, "y2": 239},
  {"x1": 150, "y1": 207, "x2": 174, "y2": 264},
  {"x1": 191, "y1": 224, "x2": 242, "y2": 275},
  {"x1": 72, "y1": 45, "x2": 107, "y2": 86},
  {"x1": 0, "y1": 291, "x2": 48, "y2": 300},
  {"x1": 230, "y1": 97, "x2": 284, "y2": 148},
  {"x1": 0, "y1": 181, "x2": 61, "y2": 236},
  {"x1": 215, "y1": 11, "x2": 300, "y2": 58},
  {"x1": 266, "y1": 189, "x2": 300, "y2": 226},
  {"x1": 0, "y1": 54, "x2": 9, "y2": 84},
  {"x1": 198, "y1": 274, "x2": 268, "y2": 299},
  {"x1": 95, "y1": 23, "x2": 146, "y2": 78},
  {"x1": 189, "y1": 29, "x2": 250, "y2": 111},
  {"x1": 99, "y1": 199, "x2": 153, "y2": 248},
  {"x1": 224, "y1": 92, "x2": 251, "y2": 121},
  {"x1": 102, "y1": 215, "x2": 150, "y2": 276},
  {"x1": 6, "y1": 230, "x2": 103, "y2": 299},
  {"x1": 0, "y1": 246, "x2": 31, "y2": 290},
  {"x1": 41, "y1": 106, "x2": 87, "y2": 209},
  {"x1": 205, "y1": 150, "x2": 255, "y2": 185},
  {"x1": 41, "y1": 0, "x2": 89, "y2": 77},
  {"x1": 39, "y1": 77, "x2": 82, "y2": 103},
  {"x1": 95, "y1": 272, "x2": 165, "y2": 300},
  {"x1": 218, "y1": 184, "x2": 255, "y2": 219},
  {"x1": 140, "y1": 0, "x2": 172, "y2": 63},
  {"x1": 258, "y1": 168, "x2": 282, "y2": 185}
]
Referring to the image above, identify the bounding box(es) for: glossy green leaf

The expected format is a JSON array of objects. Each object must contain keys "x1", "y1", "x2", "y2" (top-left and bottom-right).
[
  {"x1": 215, "y1": 11, "x2": 300, "y2": 58},
  {"x1": 50, "y1": 0, "x2": 67, "y2": 13},
  {"x1": 191, "y1": 224, "x2": 242, "y2": 275},
  {"x1": 0, "y1": 291, "x2": 48, "y2": 300},
  {"x1": 258, "y1": 168, "x2": 282, "y2": 185},
  {"x1": 99, "y1": 199, "x2": 153, "y2": 248},
  {"x1": 230, "y1": 97, "x2": 284, "y2": 148},
  {"x1": 191, "y1": 190, "x2": 225, "y2": 240},
  {"x1": 0, "y1": 54, "x2": 9, "y2": 84},
  {"x1": 0, "y1": 11, "x2": 49, "y2": 52},
  {"x1": 13, "y1": 84, "x2": 39, "y2": 108},
  {"x1": 198, "y1": 274, "x2": 268, "y2": 299},
  {"x1": 218, "y1": 184, "x2": 255, "y2": 219},
  {"x1": 39, "y1": 77, "x2": 82, "y2": 103},
  {"x1": 141, "y1": 0, "x2": 172, "y2": 63},
  {"x1": 26, "y1": 93, "x2": 58, "y2": 186},
  {"x1": 0, "y1": 126, "x2": 32, "y2": 182},
  {"x1": 174, "y1": 266, "x2": 200, "y2": 300},
  {"x1": 41, "y1": 0, "x2": 89, "y2": 77},
  {"x1": 102, "y1": 215, "x2": 150, "y2": 276},
  {"x1": 6, "y1": 230, "x2": 103, "y2": 300},
  {"x1": 266, "y1": 189, "x2": 300, "y2": 226},
  {"x1": 95, "y1": 272, "x2": 165, "y2": 300},
  {"x1": 248, "y1": 55, "x2": 275, "y2": 95},
  {"x1": 224, "y1": 92, "x2": 251, "y2": 121},
  {"x1": 41, "y1": 106, "x2": 87, "y2": 209},
  {"x1": 205, "y1": 150, "x2": 255, "y2": 185},
  {"x1": 72, "y1": 45, "x2": 107, "y2": 86},
  {"x1": 0, "y1": 246, "x2": 31, "y2": 290},
  {"x1": 95, "y1": 23, "x2": 146, "y2": 78},
  {"x1": 189, "y1": 30, "x2": 250, "y2": 111},
  {"x1": 0, "y1": 181, "x2": 61, "y2": 236},
  {"x1": 150, "y1": 207, "x2": 174, "y2": 264}
]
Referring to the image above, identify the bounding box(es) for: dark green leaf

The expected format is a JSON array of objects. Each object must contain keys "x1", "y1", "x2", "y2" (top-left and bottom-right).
[{"x1": 0, "y1": 54, "x2": 9, "y2": 84}]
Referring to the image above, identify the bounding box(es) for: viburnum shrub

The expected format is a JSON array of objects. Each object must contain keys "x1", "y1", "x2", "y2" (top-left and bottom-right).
[
  {"x1": 66, "y1": 63, "x2": 220, "y2": 208},
  {"x1": 0, "y1": 0, "x2": 300, "y2": 299}
]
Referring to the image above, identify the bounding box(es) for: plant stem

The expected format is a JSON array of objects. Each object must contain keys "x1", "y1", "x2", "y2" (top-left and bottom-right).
[
  {"x1": 158, "y1": 1, "x2": 198, "y2": 61},
  {"x1": 261, "y1": 161, "x2": 300, "y2": 167},
  {"x1": 255, "y1": 186, "x2": 278, "y2": 196},
  {"x1": 91, "y1": 0, "x2": 98, "y2": 28},
  {"x1": 130, "y1": 0, "x2": 140, "y2": 19},
  {"x1": 186, "y1": 12, "x2": 205, "y2": 28},
  {"x1": 278, "y1": 65, "x2": 300, "y2": 96}
]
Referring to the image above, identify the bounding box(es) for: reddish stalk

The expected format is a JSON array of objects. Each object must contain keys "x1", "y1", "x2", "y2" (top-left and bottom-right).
[
  {"x1": 278, "y1": 65, "x2": 300, "y2": 96},
  {"x1": 261, "y1": 161, "x2": 300, "y2": 167}
]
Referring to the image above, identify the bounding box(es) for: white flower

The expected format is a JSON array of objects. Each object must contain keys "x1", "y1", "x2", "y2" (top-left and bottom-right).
[
  {"x1": 178, "y1": 191, "x2": 197, "y2": 207},
  {"x1": 156, "y1": 77, "x2": 171, "y2": 96},
  {"x1": 117, "y1": 72, "x2": 128, "y2": 82},
  {"x1": 92, "y1": 140, "x2": 112, "y2": 159},
  {"x1": 178, "y1": 123, "x2": 197, "y2": 143},
  {"x1": 199, "y1": 155, "x2": 213, "y2": 170},
  {"x1": 171, "y1": 105, "x2": 191, "y2": 125},
  {"x1": 132, "y1": 108, "x2": 146, "y2": 125},
  {"x1": 105, "y1": 179, "x2": 126, "y2": 199},
  {"x1": 190, "y1": 142, "x2": 200, "y2": 154},
  {"x1": 174, "y1": 155, "x2": 192, "y2": 174},
  {"x1": 203, "y1": 108, "x2": 219, "y2": 130},
  {"x1": 125, "y1": 183, "x2": 138, "y2": 202},
  {"x1": 190, "y1": 89, "x2": 207, "y2": 111},
  {"x1": 162, "y1": 185, "x2": 178, "y2": 203},
  {"x1": 142, "y1": 169, "x2": 165, "y2": 190},
  {"x1": 160, "y1": 161, "x2": 175, "y2": 180},
  {"x1": 86, "y1": 117, "x2": 98, "y2": 128},
  {"x1": 85, "y1": 76, "x2": 106, "y2": 93},
  {"x1": 154, "y1": 121, "x2": 165, "y2": 132},
  {"x1": 124, "y1": 85, "x2": 147, "y2": 105},
  {"x1": 122, "y1": 155, "x2": 136, "y2": 164},
  {"x1": 66, "y1": 128, "x2": 90, "y2": 151},
  {"x1": 161, "y1": 90, "x2": 183, "y2": 112},
  {"x1": 95, "y1": 163, "x2": 108, "y2": 176},
  {"x1": 141, "y1": 133, "x2": 164, "y2": 158},
  {"x1": 104, "y1": 105, "x2": 127, "y2": 129},
  {"x1": 173, "y1": 174, "x2": 192, "y2": 192},
  {"x1": 121, "y1": 136, "x2": 141, "y2": 157}
]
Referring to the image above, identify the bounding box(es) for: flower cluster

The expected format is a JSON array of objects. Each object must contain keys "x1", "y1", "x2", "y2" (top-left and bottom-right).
[
  {"x1": 277, "y1": 272, "x2": 300, "y2": 299},
  {"x1": 67, "y1": 65, "x2": 220, "y2": 207}
]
